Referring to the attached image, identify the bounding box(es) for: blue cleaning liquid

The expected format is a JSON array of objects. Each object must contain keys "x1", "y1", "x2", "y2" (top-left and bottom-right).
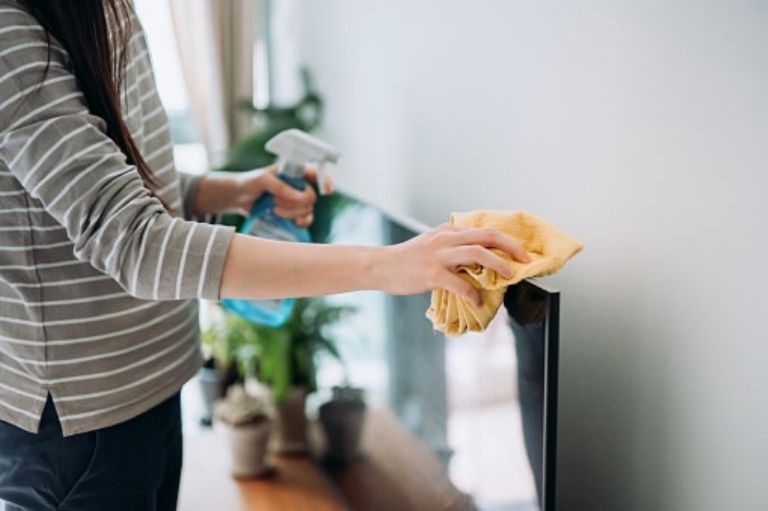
[{"x1": 221, "y1": 174, "x2": 310, "y2": 327}]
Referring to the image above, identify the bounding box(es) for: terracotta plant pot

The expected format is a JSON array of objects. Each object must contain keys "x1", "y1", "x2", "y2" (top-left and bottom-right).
[
  {"x1": 271, "y1": 387, "x2": 308, "y2": 455},
  {"x1": 221, "y1": 418, "x2": 273, "y2": 479}
]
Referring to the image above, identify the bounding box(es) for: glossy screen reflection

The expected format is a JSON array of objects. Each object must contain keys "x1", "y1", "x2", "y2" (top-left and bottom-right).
[{"x1": 310, "y1": 192, "x2": 556, "y2": 511}]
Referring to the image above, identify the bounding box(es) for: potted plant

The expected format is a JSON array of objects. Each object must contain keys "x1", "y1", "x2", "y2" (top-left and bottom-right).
[
  {"x1": 319, "y1": 384, "x2": 367, "y2": 463},
  {"x1": 196, "y1": 357, "x2": 228, "y2": 427},
  {"x1": 238, "y1": 297, "x2": 355, "y2": 454},
  {"x1": 199, "y1": 311, "x2": 258, "y2": 426},
  {"x1": 214, "y1": 384, "x2": 274, "y2": 478}
]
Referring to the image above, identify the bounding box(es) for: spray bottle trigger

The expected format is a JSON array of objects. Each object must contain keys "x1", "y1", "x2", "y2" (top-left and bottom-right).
[{"x1": 316, "y1": 161, "x2": 329, "y2": 196}]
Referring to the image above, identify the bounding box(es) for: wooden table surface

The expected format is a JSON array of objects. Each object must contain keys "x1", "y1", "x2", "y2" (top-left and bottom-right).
[
  {"x1": 178, "y1": 425, "x2": 348, "y2": 511},
  {"x1": 319, "y1": 408, "x2": 472, "y2": 511},
  {"x1": 179, "y1": 408, "x2": 470, "y2": 511}
]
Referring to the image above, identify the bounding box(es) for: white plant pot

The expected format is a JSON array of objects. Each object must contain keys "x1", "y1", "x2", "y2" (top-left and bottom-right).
[{"x1": 221, "y1": 419, "x2": 273, "y2": 478}]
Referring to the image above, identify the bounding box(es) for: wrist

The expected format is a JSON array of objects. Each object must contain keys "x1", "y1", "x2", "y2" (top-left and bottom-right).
[{"x1": 362, "y1": 245, "x2": 392, "y2": 292}]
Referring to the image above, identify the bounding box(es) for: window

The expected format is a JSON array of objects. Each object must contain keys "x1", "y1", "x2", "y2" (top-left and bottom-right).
[{"x1": 133, "y1": 0, "x2": 208, "y2": 175}]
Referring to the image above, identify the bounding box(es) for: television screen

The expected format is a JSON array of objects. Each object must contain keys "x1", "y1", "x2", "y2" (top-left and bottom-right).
[{"x1": 308, "y1": 191, "x2": 559, "y2": 511}]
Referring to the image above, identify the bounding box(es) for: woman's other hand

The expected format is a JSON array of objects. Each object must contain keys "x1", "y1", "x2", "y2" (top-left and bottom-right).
[
  {"x1": 233, "y1": 165, "x2": 334, "y2": 227},
  {"x1": 377, "y1": 224, "x2": 531, "y2": 306}
]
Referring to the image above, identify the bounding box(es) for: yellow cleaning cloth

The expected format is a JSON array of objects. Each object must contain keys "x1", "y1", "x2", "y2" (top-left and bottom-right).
[{"x1": 426, "y1": 210, "x2": 583, "y2": 336}]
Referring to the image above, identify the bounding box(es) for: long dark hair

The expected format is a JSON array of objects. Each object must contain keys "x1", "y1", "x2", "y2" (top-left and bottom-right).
[{"x1": 21, "y1": 0, "x2": 161, "y2": 198}]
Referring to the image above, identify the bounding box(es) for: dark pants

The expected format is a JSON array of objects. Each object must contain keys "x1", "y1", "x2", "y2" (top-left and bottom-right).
[{"x1": 0, "y1": 393, "x2": 182, "y2": 511}]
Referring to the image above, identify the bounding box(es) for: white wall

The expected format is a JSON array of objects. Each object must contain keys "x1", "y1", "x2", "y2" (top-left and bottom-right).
[{"x1": 292, "y1": 1, "x2": 768, "y2": 509}]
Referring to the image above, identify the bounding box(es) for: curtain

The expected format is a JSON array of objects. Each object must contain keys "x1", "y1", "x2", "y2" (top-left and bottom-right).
[{"x1": 169, "y1": 0, "x2": 260, "y2": 167}]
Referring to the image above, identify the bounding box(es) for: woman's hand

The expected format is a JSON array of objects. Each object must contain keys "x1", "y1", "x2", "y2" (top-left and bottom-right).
[
  {"x1": 194, "y1": 166, "x2": 334, "y2": 224},
  {"x1": 232, "y1": 165, "x2": 334, "y2": 227},
  {"x1": 377, "y1": 224, "x2": 531, "y2": 306}
]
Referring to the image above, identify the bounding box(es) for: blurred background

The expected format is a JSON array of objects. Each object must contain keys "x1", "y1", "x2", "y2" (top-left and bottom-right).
[{"x1": 133, "y1": 1, "x2": 768, "y2": 510}]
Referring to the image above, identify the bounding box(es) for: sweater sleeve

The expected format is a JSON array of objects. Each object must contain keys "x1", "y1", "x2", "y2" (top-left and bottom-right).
[
  {"x1": 178, "y1": 172, "x2": 204, "y2": 220},
  {"x1": 0, "y1": 21, "x2": 234, "y2": 301}
]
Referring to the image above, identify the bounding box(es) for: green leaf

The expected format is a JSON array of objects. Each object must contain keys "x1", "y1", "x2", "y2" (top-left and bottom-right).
[{"x1": 207, "y1": 295, "x2": 356, "y2": 400}]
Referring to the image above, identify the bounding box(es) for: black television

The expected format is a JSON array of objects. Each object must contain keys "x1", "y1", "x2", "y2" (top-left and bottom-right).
[{"x1": 308, "y1": 190, "x2": 561, "y2": 511}]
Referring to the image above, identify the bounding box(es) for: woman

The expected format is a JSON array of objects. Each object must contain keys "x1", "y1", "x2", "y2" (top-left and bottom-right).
[{"x1": 0, "y1": 1, "x2": 528, "y2": 509}]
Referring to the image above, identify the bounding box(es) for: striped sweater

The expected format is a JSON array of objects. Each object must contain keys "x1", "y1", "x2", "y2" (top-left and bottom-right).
[{"x1": 0, "y1": 2, "x2": 235, "y2": 435}]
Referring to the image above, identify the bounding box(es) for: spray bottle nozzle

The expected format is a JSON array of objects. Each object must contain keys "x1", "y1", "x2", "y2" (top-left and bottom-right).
[{"x1": 265, "y1": 129, "x2": 340, "y2": 195}]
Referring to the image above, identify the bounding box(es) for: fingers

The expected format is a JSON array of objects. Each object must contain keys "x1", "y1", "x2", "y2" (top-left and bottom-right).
[
  {"x1": 274, "y1": 204, "x2": 313, "y2": 219},
  {"x1": 274, "y1": 206, "x2": 314, "y2": 226},
  {"x1": 274, "y1": 186, "x2": 315, "y2": 208},
  {"x1": 239, "y1": 167, "x2": 318, "y2": 227},
  {"x1": 303, "y1": 166, "x2": 318, "y2": 185},
  {"x1": 304, "y1": 166, "x2": 335, "y2": 195},
  {"x1": 442, "y1": 273, "x2": 482, "y2": 307},
  {"x1": 447, "y1": 246, "x2": 514, "y2": 279},
  {"x1": 294, "y1": 213, "x2": 314, "y2": 227},
  {"x1": 261, "y1": 168, "x2": 318, "y2": 226},
  {"x1": 267, "y1": 179, "x2": 317, "y2": 215},
  {"x1": 263, "y1": 173, "x2": 312, "y2": 204},
  {"x1": 453, "y1": 228, "x2": 530, "y2": 263}
]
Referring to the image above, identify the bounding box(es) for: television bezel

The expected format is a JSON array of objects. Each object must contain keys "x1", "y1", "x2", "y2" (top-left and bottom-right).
[{"x1": 515, "y1": 277, "x2": 559, "y2": 511}]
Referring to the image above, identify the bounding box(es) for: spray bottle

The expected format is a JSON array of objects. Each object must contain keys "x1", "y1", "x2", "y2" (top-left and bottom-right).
[{"x1": 221, "y1": 129, "x2": 341, "y2": 327}]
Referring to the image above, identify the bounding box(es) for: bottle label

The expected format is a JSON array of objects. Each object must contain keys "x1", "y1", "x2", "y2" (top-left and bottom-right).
[{"x1": 247, "y1": 217, "x2": 297, "y2": 242}]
